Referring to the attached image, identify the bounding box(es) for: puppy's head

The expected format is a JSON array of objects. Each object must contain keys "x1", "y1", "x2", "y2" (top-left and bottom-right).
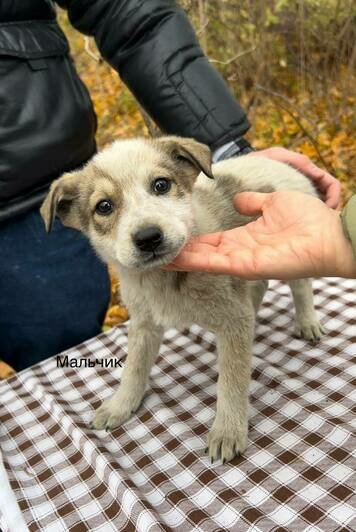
[{"x1": 40, "y1": 136, "x2": 213, "y2": 270}]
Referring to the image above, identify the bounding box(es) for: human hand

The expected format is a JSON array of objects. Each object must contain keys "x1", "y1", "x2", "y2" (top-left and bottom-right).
[
  {"x1": 249, "y1": 147, "x2": 341, "y2": 209},
  {"x1": 167, "y1": 191, "x2": 355, "y2": 280}
]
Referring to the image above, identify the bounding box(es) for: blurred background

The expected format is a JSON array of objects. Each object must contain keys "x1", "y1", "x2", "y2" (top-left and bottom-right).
[{"x1": 1, "y1": 0, "x2": 354, "y2": 378}]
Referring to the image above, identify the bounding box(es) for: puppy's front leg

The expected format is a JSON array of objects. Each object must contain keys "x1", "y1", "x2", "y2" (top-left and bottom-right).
[
  {"x1": 91, "y1": 317, "x2": 163, "y2": 431},
  {"x1": 208, "y1": 317, "x2": 254, "y2": 462},
  {"x1": 289, "y1": 279, "x2": 324, "y2": 341}
]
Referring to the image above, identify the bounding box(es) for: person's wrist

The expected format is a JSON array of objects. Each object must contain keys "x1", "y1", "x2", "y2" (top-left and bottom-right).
[{"x1": 212, "y1": 137, "x2": 255, "y2": 162}]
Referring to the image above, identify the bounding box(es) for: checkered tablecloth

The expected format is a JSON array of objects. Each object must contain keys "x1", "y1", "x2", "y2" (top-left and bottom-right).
[{"x1": 0, "y1": 278, "x2": 355, "y2": 532}]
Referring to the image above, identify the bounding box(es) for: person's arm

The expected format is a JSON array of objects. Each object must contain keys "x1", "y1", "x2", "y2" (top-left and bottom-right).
[
  {"x1": 167, "y1": 192, "x2": 356, "y2": 280},
  {"x1": 56, "y1": 0, "x2": 250, "y2": 150}
]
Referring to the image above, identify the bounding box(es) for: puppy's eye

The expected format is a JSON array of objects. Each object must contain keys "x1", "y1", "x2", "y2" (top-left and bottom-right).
[
  {"x1": 95, "y1": 199, "x2": 114, "y2": 215},
  {"x1": 151, "y1": 178, "x2": 171, "y2": 195}
]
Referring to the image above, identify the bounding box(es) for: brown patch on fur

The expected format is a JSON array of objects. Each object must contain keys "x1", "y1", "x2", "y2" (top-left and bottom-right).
[
  {"x1": 88, "y1": 169, "x2": 124, "y2": 236},
  {"x1": 256, "y1": 185, "x2": 275, "y2": 194},
  {"x1": 172, "y1": 181, "x2": 186, "y2": 198},
  {"x1": 40, "y1": 162, "x2": 125, "y2": 236},
  {"x1": 156, "y1": 136, "x2": 213, "y2": 191},
  {"x1": 92, "y1": 164, "x2": 119, "y2": 188},
  {"x1": 40, "y1": 170, "x2": 86, "y2": 232},
  {"x1": 146, "y1": 161, "x2": 188, "y2": 198}
]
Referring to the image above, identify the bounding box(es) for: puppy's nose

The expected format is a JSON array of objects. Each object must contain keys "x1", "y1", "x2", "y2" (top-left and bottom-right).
[{"x1": 133, "y1": 226, "x2": 163, "y2": 252}]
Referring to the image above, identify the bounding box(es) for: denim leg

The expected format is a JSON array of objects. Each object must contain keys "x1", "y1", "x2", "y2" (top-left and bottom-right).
[{"x1": 0, "y1": 208, "x2": 111, "y2": 371}]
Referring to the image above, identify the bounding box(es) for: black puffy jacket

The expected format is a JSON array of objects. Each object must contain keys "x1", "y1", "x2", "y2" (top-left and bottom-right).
[{"x1": 0, "y1": 0, "x2": 250, "y2": 221}]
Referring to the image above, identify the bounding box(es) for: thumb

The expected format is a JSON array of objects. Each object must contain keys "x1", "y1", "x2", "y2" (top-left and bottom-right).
[{"x1": 233, "y1": 191, "x2": 270, "y2": 216}]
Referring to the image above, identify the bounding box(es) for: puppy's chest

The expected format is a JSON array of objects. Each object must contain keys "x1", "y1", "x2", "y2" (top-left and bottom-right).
[
  {"x1": 149, "y1": 276, "x2": 214, "y2": 328},
  {"x1": 121, "y1": 271, "x2": 250, "y2": 330}
]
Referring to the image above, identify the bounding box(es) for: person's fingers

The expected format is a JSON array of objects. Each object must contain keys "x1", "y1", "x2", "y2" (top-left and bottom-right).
[
  {"x1": 247, "y1": 147, "x2": 286, "y2": 161},
  {"x1": 168, "y1": 250, "x2": 224, "y2": 272},
  {"x1": 233, "y1": 192, "x2": 269, "y2": 215},
  {"x1": 162, "y1": 234, "x2": 224, "y2": 266},
  {"x1": 277, "y1": 156, "x2": 341, "y2": 208},
  {"x1": 310, "y1": 174, "x2": 332, "y2": 199},
  {"x1": 300, "y1": 165, "x2": 341, "y2": 208},
  {"x1": 180, "y1": 241, "x2": 218, "y2": 255},
  {"x1": 324, "y1": 178, "x2": 341, "y2": 209},
  {"x1": 251, "y1": 148, "x2": 341, "y2": 209},
  {"x1": 171, "y1": 249, "x2": 266, "y2": 279},
  {"x1": 297, "y1": 160, "x2": 323, "y2": 177},
  {"x1": 185, "y1": 232, "x2": 223, "y2": 248},
  {"x1": 279, "y1": 152, "x2": 325, "y2": 180},
  {"x1": 255, "y1": 147, "x2": 299, "y2": 165},
  {"x1": 246, "y1": 149, "x2": 340, "y2": 209}
]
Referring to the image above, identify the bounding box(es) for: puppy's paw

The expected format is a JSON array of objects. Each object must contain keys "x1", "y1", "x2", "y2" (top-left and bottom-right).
[
  {"x1": 207, "y1": 421, "x2": 248, "y2": 463},
  {"x1": 294, "y1": 319, "x2": 325, "y2": 342},
  {"x1": 90, "y1": 392, "x2": 141, "y2": 431}
]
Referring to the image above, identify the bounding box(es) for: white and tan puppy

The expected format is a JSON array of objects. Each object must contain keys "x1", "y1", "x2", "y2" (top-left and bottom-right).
[{"x1": 41, "y1": 136, "x2": 323, "y2": 463}]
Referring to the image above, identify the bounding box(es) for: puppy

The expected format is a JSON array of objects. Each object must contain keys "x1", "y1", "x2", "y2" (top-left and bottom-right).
[{"x1": 41, "y1": 136, "x2": 323, "y2": 462}]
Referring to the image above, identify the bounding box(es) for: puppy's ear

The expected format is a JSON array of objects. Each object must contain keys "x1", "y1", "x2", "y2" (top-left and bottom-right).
[
  {"x1": 40, "y1": 171, "x2": 84, "y2": 233},
  {"x1": 158, "y1": 136, "x2": 214, "y2": 180}
]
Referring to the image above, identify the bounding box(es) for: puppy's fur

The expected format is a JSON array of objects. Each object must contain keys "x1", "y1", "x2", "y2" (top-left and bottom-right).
[{"x1": 41, "y1": 137, "x2": 323, "y2": 462}]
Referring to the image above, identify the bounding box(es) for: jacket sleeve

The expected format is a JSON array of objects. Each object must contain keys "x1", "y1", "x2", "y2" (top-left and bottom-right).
[{"x1": 56, "y1": 0, "x2": 250, "y2": 149}]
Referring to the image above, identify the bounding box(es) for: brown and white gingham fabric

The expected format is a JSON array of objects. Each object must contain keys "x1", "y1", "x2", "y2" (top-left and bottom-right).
[{"x1": 0, "y1": 278, "x2": 355, "y2": 532}]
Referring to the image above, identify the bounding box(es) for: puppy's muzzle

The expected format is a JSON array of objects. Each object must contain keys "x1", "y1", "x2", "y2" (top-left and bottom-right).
[{"x1": 133, "y1": 225, "x2": 163, "y2": 253}]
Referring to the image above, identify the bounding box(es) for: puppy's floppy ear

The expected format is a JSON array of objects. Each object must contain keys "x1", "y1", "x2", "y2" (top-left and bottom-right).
[
  {"x1": 158, "y1": 136, "x2": 214, "y2": 180},
  {"x1": 40, "y1": 171, "x2": 84, "y2": 233}
]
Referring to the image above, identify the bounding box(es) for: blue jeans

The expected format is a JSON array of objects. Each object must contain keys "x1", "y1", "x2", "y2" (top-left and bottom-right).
[{"x1": 0, "y1": 208, "x2": 111, "y2": 371}]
